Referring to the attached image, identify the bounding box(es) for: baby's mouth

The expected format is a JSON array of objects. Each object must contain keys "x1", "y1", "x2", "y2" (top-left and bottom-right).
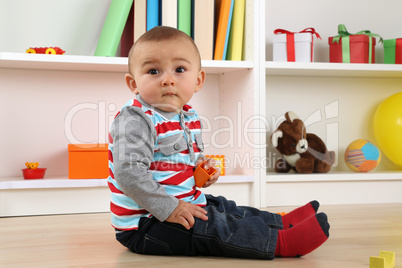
[{"x1": 163, "y1": 92, "x2": 175, "y2": 96}]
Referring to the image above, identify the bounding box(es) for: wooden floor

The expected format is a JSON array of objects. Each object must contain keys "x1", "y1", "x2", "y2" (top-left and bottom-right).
[{"x1": 1, "y1": 203, "x2": 401, "y2": 268}]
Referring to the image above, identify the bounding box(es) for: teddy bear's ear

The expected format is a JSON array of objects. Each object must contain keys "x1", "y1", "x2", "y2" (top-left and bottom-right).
[
  {"x1": 285, "y1": 111, "x2": 299, "y2": 122},
  {"x1": 271, "y1": 130, "x2": 283, "y2": 147}
]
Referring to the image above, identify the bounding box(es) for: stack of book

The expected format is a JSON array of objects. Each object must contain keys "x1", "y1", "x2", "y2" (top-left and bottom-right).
[{"x1": 94, "y1": 0, "x2": 252, "y2": 61}]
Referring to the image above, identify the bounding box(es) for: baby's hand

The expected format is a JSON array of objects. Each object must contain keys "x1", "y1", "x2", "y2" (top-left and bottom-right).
[{"x1": 166, "y1": 200, "x2": 208, "y2": 230}]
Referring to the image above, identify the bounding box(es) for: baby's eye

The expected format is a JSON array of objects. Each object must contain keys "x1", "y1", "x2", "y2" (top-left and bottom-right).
[
  {"x1": 175, "y1": 67, "x2": 186, "y2": 73},
  {"x1": 148, "y1": 69, "x2": 159, "y2": 75}
]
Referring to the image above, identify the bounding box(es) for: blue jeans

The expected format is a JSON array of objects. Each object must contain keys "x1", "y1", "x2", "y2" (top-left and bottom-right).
[{"x1": 116, "y1": 195, "x2": 283, "y2": 259}]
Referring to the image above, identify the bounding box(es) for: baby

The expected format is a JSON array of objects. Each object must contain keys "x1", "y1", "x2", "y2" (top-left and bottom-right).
[{"x1": 107, "y1": 26, "x2": 329, "y2": 259}]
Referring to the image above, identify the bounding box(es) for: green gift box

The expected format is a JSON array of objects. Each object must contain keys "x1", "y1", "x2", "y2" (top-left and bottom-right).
[{"x1": 384, "y1": 39, "x2": 402, "y2": 64}]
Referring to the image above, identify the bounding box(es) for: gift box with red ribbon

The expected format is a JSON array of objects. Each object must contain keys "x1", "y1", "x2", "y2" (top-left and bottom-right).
[
  {"x1": 384, "y1": 39, "x2": 402, "y2": 64},
  {"x1": 273, "y1": 28, "x2": 321, "y2": 62},
  {"x1": 329, "y1": 24, "x2": 382, "y2": 64}
]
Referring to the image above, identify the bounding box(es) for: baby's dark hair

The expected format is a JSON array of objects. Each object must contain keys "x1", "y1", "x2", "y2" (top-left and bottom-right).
[{"x1": 128, "y1": 26, "x2": 201, "y2": 73}]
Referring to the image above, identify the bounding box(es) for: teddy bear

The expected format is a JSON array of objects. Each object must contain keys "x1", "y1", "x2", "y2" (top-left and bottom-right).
[
  {"x1": 270, "y1": 111, "x2": 336, "y2": 173},
  {"x1": 25, "y1": 162, "x2": 39, "y2": 169}
]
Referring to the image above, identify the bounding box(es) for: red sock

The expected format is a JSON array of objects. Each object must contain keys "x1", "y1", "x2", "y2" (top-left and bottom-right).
[
  {"x1": 275, "y1": 212, "x2": 330, "y2": 257},
  {"x1": 281, "y1": 200, "x2": 319, "y2": 229}
]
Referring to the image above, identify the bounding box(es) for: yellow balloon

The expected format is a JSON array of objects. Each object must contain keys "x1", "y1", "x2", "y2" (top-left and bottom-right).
[{"x1": 373, "y1": 92, "x2": 402, "y2": 166}]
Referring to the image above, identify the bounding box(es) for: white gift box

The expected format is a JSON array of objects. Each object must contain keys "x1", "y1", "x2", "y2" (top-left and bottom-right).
[{"x1": 273, "y1": 32, "x2": 314, "y2": 62}]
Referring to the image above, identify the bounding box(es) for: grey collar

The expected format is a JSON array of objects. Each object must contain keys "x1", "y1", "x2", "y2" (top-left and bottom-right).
[{"x1": 136, "y1": 95, "x2": 194, "y2": 120}]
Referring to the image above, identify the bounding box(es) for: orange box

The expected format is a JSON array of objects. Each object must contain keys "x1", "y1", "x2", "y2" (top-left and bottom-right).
[
  {"x1": 68, "y1": 144, "x2": 109, "y2": 179},
  {"x1": 193, "y1": 160, "x2": 217, "y2": 188}
]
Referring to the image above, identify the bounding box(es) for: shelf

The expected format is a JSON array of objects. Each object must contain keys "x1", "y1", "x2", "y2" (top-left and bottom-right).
[
  {"x1": 203, "y1": 60, "x2": 254, "y2": 74},
  {"x1": 0, "y1": 52, "x2": 253, "y2": 74},
  {"x1": 0, "y1": 175, "x2": 254, "y2": 190},
  {"x1": 266, "y1": 171, "x2": 402, "y2": 183},
  {"x1": 215, "y1": 175, "x2": 254, "y2": 184},
  {"x1": 0, "y1": 52, "x2": 128, "y2": 73},
  {"x1": 0, "y1": 177, "x2": 108, "y2": 190},
  {"x1": 265, "y1": 61, "x2": 402, "y2": 78}
]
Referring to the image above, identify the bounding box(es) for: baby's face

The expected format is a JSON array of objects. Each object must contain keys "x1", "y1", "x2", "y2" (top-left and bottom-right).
[{"x1": 126, "y1": 37, "x2": 205, "y2": 113}]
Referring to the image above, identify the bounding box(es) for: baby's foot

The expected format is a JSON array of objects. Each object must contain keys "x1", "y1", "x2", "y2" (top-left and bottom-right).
[
  {"x1": 281, "y1": 200, "x2": 319, "y2": 229},
  {"x1": 275, "y1": 212, "x2": 330, "y2": 257}
]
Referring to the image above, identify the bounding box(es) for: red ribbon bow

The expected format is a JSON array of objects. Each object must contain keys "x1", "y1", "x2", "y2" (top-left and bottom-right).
[
  {"x1": 274, "y1": 28, "x2": 321, "y2": 62},
  {"x1": 396, "y1": 38, "x2": 402, "y2": 64}
]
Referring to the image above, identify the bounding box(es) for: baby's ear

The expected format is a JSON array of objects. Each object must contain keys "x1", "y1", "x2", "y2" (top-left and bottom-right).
[
  {"x1": 194, "y1": 70, "x2": 206, "y2": 93},
  {"x1": 125, "y1": 74, "x2": 139, "y2": 94}
]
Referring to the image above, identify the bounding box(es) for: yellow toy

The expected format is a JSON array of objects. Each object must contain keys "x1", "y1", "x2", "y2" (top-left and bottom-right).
[
  {"x1": 369, "y1": 251, "x2": 395, "y2": 268},
  {"x1": 26, "y1": 47, "x2": 65, "y2": 54},
  {"x1": 373, "y1": 92, "x2": 402, "y2": 166},
  {"x1": 205, "y1": 155, "x2": 225, "y2": 176},
  {"x1": 25, "y1": 162, "x2": 39, "y2": 169}
]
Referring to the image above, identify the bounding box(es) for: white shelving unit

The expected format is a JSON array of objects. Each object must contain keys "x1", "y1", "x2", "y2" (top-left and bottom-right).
[
  {"x1": 0, "y1": 0, "x2": 260, "y2": 216},
  {"x1": 1, "y1": 0, "x2": 402, "y2": 216},
  {"x1": 261, "y1": 0, "x2": 402, "y2": 206}
]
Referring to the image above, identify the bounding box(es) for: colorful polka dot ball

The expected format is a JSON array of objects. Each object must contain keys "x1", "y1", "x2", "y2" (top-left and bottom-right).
[{"x1": 344, "y1": 139, "x2": 381, "y2": 172}]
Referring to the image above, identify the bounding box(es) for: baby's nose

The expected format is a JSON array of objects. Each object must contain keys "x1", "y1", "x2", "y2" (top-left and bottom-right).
[{"x1": 162, "y1": 73, "x2": 175, "y2": 86}]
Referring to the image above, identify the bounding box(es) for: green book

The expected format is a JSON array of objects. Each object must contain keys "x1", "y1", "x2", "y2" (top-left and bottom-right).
[
  {"x1": 177, "y1": 0, "x2": 191, "y2": 37},
  {"x1": 95, "y1": 0, "x2": 133, "y2": 57}
]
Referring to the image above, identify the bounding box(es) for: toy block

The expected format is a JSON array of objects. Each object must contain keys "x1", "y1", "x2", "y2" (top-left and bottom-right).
[
  {"x1": 194, "y1": 160, "x2": 217, "y2": 187},
  {"x1": 370, "y1": 251, "x2": 395, "y2": 268},
  {"x1": 379, "y1": 251, "x2": 395, "y2": 268},
  {"x1": 370, "y1": 257, "x2": 385, "y2": 268},
  {"x1": 205, "y1": 155, "x2": 225, "y2": 175}
]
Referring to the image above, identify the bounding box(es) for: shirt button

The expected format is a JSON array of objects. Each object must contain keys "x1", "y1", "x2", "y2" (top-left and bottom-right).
[{"x1": 173, "y1": 143, "x2": 180, "y2": 150}]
